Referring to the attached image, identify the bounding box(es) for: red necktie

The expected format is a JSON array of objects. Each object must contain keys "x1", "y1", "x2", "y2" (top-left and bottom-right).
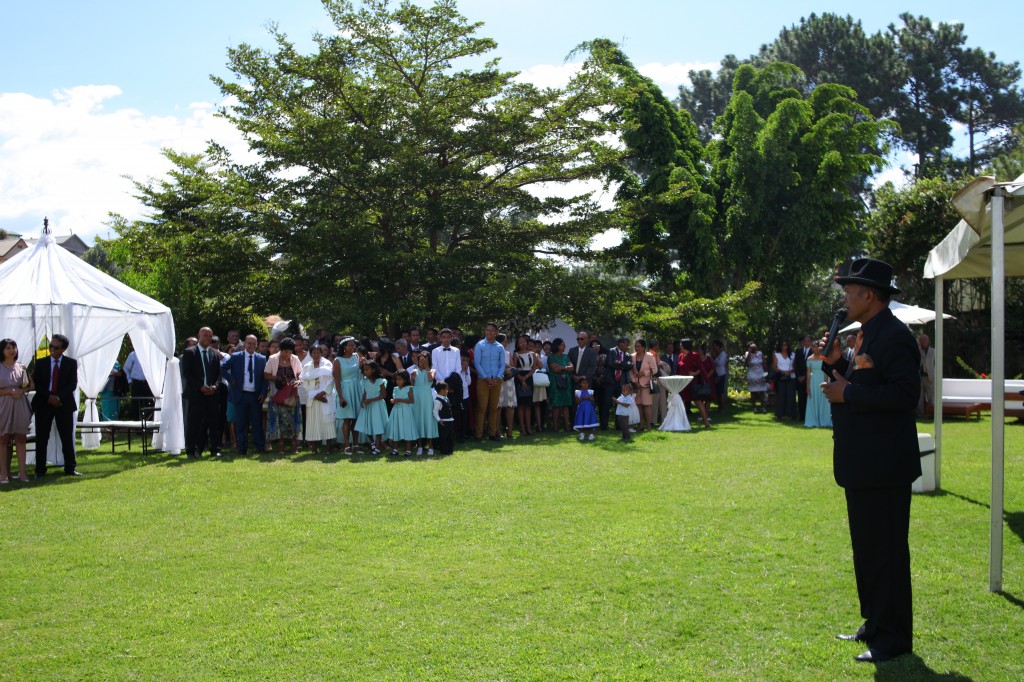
[{"x1": 51, "y1": 359, "x2": 60, "y2": 394}]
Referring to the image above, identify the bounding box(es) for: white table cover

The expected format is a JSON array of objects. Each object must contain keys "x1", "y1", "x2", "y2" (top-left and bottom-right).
[{"x1": 657, "y1": 375, "x2": 692, "y2": 432}]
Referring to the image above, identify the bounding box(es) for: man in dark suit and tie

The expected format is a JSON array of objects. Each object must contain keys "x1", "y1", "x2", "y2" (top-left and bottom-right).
[
  {"x1": 821, "y1": 258, "x2": 920, "y2": 664},
  {"x1": 180, "y1": 327, "x2": 222, "y2": 458},
  {"x1": 794, "y1": 334, "x2": 813, "y2": 421},
  {"x1": 221, "y1": 334, "x2": 267, "y2": 456},
  {"x1": 567, "y1": 330, "x2": 597, "y2": 390},
  {"x1": 31, "y1": 333, "x2": 81, "y2": 477}
]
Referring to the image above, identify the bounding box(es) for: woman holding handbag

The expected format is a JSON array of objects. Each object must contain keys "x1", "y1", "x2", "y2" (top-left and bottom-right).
[
  {"x1": 265, "y1": 337, "x2": 304, "y2": 454},
  {"x1": 513, "y1": 335, "x2": 540, "y2": 436},
  {"x1": 630, "y1": 339, "x2": 659, "y2": 433}
]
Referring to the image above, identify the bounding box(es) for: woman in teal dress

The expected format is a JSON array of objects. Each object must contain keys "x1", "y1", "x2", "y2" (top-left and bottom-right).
[
  {"x1": 547, "y1": 338, "x2": 573, "y2": 433},
  {"x1": 99, "y1": 361, "x2": 122, "y2": 421},
  {"x1": 387, "y1": 371, "x2": 419, "y2": 455},
  {"x1": 355, "y1": 361, "x2": 388, "y2": 454},
  {"x1": 804, "y1": 342, "x2": 833, "y2": 428},
  {"x1": 333, "y1": 337, "x2": 363, "y2": 453},
  {"x1": 410, "y1": 352, "x2": 438, "y2": 455}
]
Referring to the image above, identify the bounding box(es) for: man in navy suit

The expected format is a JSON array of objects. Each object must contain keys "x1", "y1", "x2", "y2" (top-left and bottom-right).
[
  {"x1": 221, "y1": 334, "x2": 267, "y2": 456},
  {"x1": 822, "y1": 258, "x2": 920, "y2": 664},
  {"x1": 31, "y1": 333, "x2": 81, "y2": 477}
]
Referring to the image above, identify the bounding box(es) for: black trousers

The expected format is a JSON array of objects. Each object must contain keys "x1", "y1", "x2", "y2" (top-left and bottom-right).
[
  {"x1": 186, "y1": 393, "x2": 221, "y2": 456},
  {"x1": 436, "y1": 421, "x2": 454, "y2": 454},
  {"x1": 844, "y1": 485, "x2": 913, "y2": 656},
  {"x1": 595, "y1": 382, "x2": 615, "y2": 430},
  {"x1": 33, "y1": 405, "x2": 77, "y2": 475},
  {"x1": 450, "y1": 396, "x2": 467, "y2": 440},
  {"x1": 796, "y1": 378, "x2": 808, "y2": 420},
  {"x1": 130, "y1": 380, "x2": 154, "y2": 421}
]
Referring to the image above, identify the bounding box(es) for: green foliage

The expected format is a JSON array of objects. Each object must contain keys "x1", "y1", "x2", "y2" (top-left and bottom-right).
[
  {"x1": 756, "y1": 13, "x2": 904, "y2": 122},
  {"x1": 709, "y1": 64, "x2": 892, "y2": 336},
  {"x1": 679, "y1": 12, "x2": 1024, "y2": 180},
  {"x1": 211, "y1": 0, "x2": 619, "y2": 336},
  {"x1": 987, "y1": 123, "x2": 1024, "y2": 180},
  {"x1": 104, "y1": 149, "x2": 274, "y2": 342},
  {"x1": 866, "y1": 175, "x2": 965, "y2": 305},
  {"x1": 952, "y1": 48, "x2": 1024, "y2": 175}
]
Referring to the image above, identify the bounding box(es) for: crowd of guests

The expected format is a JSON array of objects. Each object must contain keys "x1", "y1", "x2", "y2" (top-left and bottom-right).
[
  {"x1": 169, "y1": 324, "x2": 746, "y2": 460},
  {"x1": 0, "y1": 321, "x2": 942, "y2": 478}
]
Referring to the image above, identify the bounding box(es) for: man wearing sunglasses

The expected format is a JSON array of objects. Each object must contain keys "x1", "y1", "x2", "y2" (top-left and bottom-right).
[
  {"x1": 821, "y1": 258, "x2": 920, "y2": 664},
  {"x1": 31, "y1": 334, "x2": 81, "y2": 477}
]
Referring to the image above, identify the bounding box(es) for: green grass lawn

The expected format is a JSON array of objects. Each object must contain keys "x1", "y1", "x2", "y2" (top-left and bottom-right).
[{"x1": 2, "y1": 409, "x2": 1022, "y2": 681}]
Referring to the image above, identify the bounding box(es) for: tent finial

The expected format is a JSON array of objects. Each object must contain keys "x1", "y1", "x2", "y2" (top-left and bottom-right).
[{"x1": 42, "y1": 217, "x2": 50, "y2": 235}]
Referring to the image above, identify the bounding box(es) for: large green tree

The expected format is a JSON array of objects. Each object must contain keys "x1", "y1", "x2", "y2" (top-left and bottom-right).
[
  {"x1": 104, "y1": 148, "x2": 274, "y2": 341},
  {"x1": 756, "y1": 13, "x2": 904, "y2": 122},
  {"x1": 211, "y1": 0, "x2": 618, "y2": 335},
  {"x1": 594, "y1": 43, "x2": 891, "y2": 340},
  {"x1": 952, "y1": 48, "x2": 1024, "y2": 175}
]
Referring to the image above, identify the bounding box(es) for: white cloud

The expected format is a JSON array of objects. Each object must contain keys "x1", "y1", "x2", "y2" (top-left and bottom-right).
[
  {"x1": 514, "y1": 62, "x2": 584, "y2": 89},
  {"x1": 0, "y1": 86, "x2": 254, "y2": 242},
  {"x1": 637, "y1": 60, "x2": 718, "y2": 96}
]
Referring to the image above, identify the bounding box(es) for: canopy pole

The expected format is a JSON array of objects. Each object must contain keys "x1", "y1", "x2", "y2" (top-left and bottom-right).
[
  {"x1": 934, "y1": 276, "x2": 943, "y2": 489},
  {"x1": 989, "y1": 188, "x2": 1006, "y2": 593}
]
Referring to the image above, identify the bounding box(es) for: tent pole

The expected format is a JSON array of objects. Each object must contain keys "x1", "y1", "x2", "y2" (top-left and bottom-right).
[
  {"x1": 989, "y1": 188, "x2": 1006, "y2": 593},
  {"x1": 934, "y1": 276, "x2": 943, "y2": 489}
]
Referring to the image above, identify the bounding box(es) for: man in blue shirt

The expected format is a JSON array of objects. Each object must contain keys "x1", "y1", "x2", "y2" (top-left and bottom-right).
[{"x1": 473, "y1": 322, "x2": 506, "y2": 441}]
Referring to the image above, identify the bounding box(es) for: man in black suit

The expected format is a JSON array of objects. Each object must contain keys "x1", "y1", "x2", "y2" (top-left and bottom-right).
[
  {"x1": 821, "y1": 258, "x2": 920, "y2": 664},
  {"x1": 793, "y1": 334, "x2": 813, "y2": 421},
  {"x1": 180, "y1": 327, "x2": 222, "y2": 458},
  {"x1": 31, "y1": 333, "x2": 81, "y2": 477}
]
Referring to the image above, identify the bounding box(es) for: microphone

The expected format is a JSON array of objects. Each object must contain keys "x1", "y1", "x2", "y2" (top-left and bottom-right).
[{"x1": 822, "y1": 309, "x2": 848, "y2": 359}]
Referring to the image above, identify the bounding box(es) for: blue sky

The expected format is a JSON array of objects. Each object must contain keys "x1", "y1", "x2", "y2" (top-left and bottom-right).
[{"x1": 2, "y1": 0, "x2": 1021, "y2": 242}]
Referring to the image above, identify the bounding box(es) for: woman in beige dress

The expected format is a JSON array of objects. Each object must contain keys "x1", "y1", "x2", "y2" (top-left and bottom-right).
[
  {"x1": 0, "y1": 339, "x2": 34, "y2": 483},
  {"x1": 630, "y1": 339, "x2": 659, "y2": 433}
]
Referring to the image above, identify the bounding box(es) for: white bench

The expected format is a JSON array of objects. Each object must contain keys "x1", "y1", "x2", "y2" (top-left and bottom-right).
[{"x1": 925, "y1": 379, "x2": 1024, "y2": 419}]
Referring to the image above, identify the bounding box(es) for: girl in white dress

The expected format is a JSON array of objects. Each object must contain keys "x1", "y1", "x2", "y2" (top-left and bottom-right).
[{"x1": 301, "y1": 344, "x2": 336, "y2": 453}]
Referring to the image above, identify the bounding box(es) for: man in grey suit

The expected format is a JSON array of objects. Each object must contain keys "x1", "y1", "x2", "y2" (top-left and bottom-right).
[{"x1": 566, "y1": 330, "x2": 597, "y2": 389}]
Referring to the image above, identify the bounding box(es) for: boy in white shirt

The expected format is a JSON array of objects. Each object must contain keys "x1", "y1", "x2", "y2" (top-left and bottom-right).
[{"x1": 614, "y1": 382, "x2": 636, "y2": 442}]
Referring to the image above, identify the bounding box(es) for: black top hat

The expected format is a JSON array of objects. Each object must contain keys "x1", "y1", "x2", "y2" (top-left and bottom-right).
[{"x1": 835, "y1": 258, "x2": 901, "y2": 295}]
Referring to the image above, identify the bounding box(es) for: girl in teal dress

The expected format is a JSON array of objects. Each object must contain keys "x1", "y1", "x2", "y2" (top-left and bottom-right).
[
  {"x1": 387, "y1": 371, "x2": 418, "y2": 456},
  {"x1": 355, "y1": 361, "x2": 388, "y2": 454},
  {"x1": 333, "y1": 338, "x2": 363, "y2": 453},
  {"x1": 410, "y1": 352, "x2": 438, "y2": 455},
  {"x1": 804, "y1": 343, "x2": 833, "y2": 428}
]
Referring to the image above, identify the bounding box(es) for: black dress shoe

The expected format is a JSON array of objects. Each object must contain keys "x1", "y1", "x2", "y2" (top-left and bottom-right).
[
  {"x1": 836, "y1": 633, "x2": 864, "y2": 642},
  {"x1": 65, "y1": 470, "x2": 83, "y2": 477}
]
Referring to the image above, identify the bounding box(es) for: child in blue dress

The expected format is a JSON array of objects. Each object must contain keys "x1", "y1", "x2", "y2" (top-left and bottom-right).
[
  {"x1": 355, "y1": 361, "x2": 388, "y2": 454},
  {"x1": 387, "y1": 370, "x2": 418, "y2": 456},
  {"x1": 574, "y1": 377, "x2": 599, "y2": 441},
  {"x1": 410, "y1": 352, "x2": 438, "y2": 456}
]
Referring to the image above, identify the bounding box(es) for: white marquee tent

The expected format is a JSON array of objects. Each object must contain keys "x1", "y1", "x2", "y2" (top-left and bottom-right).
[
  {"x1": 923, "y1": 172, "x2": 1024, "y2": 592},
  {"x1": 0, "y1": 231, "x2": 184, "y2": 455}
]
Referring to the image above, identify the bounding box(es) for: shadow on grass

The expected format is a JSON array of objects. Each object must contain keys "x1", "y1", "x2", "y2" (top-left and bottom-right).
[
  {"x1": 1005, "y1": 511, "x2": 1024, "y2": 546},
  {"x1": 997, "y1": 590, "x2": 1024, "y2": 611},
  {"x1": 922, "y1": 489, "x2": 988, "y2": 509},
  {"x1": 874, "y1": 653, "x2": 973, "y2": 681}
]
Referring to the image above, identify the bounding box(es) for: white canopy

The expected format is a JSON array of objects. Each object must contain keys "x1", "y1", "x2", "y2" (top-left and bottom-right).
[
  {"x1": 839, "y1": 300, "x2": 954, "y2": 333},
  {"x1": 923, "y1": 172, "x2": 1024, "y2": 593},
  {"x1": 0, "y1": 232, "x2": 184, "y2": 454}
]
